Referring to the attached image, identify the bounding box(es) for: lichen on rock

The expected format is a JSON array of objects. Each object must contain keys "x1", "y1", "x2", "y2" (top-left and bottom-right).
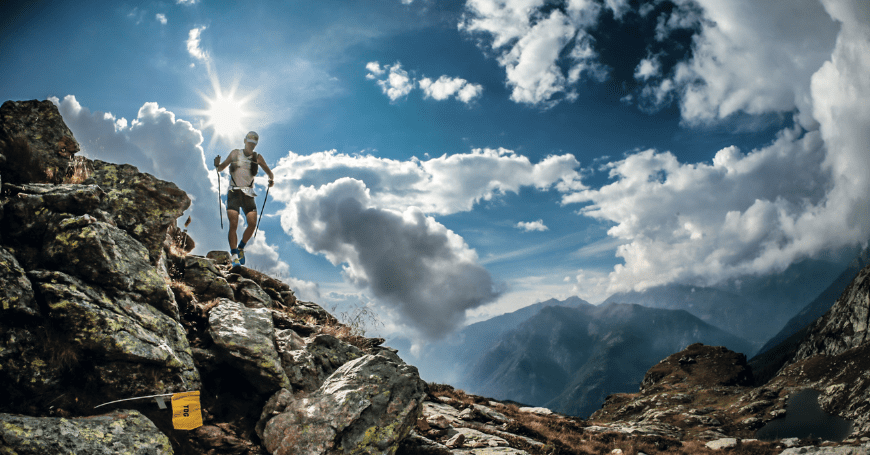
[
  {"x1": 208, "y1": 298, "x2": 290, "y2": 394},
  {"x1": 261, "y1": 350, "x2": 426, "y2": 455},
  {"x1": 0, "y1": 409, "x2": 173, "y2": 455}
]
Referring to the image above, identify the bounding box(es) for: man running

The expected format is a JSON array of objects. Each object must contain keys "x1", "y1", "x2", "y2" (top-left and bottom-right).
[{"x1": 214, "y1": 131, "x2": 274, "y2": 268}]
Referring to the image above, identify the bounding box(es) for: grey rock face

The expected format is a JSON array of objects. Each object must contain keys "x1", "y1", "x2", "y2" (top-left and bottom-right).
[
  {"x1": 1, "y1": 183, "x2": 105, "y2": 247},
  {"x1": 279, "y1": 333, "x2": 364, "y2": 393},
  {"x1": 0, "y1": 409, "x2": 173, "y2": 455},
  {"x1": 261, "y1": 351, "x2": 426, "y2": 455},
  {"x1": 208, "y1": 299, "x2": 290, "y2": 394},
  {"x1": 791, "y1": 263, "x2": 870, "y2": 363},
  {"x1": 0, "y1": 246, "x2": 37, "y2": 317},
  {"x1": 84, "y1": 159, "x2": 191, "y2": 265},
  {"x1": 44, "y1": 217, "x2": 179, "y2": 319},
  {"x1": 30, "y1": 269, "x2": 200, "y2": 395}
]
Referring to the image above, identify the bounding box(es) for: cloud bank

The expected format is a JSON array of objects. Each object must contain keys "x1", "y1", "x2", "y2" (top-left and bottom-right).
[
  {"x1": 271, "y1": 147, "x2": 584, "y2": 216},
  {"x1": 564, "y1": 0, "x2": 870, "y2": 294},
  {"x1": 269, "y1": 147, "x2": 584, "y2": 338}
]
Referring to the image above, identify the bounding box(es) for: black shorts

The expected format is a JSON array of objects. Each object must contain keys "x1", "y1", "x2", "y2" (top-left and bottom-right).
[{"x1": 227, "y1": 189, "x2": 257, "y2": 215}]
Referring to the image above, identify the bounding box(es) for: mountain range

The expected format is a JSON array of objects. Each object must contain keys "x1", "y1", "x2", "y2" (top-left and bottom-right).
[
  {"x1": 459, "y1": 302, "x2": 754, "y2": 417},
  {"x1": 398, "y1": 244, "x2": 864, "y2": 420}
]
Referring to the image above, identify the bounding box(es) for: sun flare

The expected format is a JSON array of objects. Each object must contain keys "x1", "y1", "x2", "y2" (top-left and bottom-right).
[
  {"x1": 194, "y1": 78, "x2": 258, "y2": 147},
  {"x1": 208, "y1": 92, "x2": 246, "y2": 139}
]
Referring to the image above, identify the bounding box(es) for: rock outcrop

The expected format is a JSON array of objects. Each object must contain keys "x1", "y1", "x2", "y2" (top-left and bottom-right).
[{"x1": 591, "y1": 262, "x2": 870, "y2": 450}]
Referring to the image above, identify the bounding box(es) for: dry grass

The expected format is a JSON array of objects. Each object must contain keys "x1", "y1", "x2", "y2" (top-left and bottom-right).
[
  {"x1": 37, "y1": 326, "x2": 81, "y2": 372},
  {"x1": 62, "y1": 156, "x2": 92, "y2": 184}
]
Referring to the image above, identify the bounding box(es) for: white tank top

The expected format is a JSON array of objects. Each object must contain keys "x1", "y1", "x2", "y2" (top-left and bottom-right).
[{"x1": 230, "y1": 149, "x2": 257, "y2": 196}]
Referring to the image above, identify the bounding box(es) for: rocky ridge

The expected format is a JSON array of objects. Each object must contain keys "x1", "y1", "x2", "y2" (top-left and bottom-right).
[
  {"x1": 1, "y1": 99, "x2": 869, "y2": 454},
  {"x1": 0, "y1": 100, "x2": 425, "y2": 455}
]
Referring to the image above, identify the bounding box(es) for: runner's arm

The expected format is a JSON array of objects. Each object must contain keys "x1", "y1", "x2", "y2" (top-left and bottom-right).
[
  {"x1": 258, "y1": 155, "x2": 275, "y2": 187},
  {"x1": 215, "y1": 150, "x2": 237, "y2": 172}
]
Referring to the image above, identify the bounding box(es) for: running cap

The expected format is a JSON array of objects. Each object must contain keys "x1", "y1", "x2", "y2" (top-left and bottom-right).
[{"x1": 245, "y1": 131, "x2": 259, "y2": 144}]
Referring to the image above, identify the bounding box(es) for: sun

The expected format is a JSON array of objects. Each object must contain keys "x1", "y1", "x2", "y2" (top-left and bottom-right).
[
  {"x1": 208, "y1": 91, "x2": 246, "y2": 139},
  {"x1": 193, "y1": 77, "x2": 258, "y2": 146}
]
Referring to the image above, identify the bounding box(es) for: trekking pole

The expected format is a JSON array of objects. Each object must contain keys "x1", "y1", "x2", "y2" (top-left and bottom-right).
[
  {"x1": 217, "y1": 167, "x2": 223, "y2": 229},
  {"x1": 253, "y1": 185, "x2": 269, "y2": 240}
]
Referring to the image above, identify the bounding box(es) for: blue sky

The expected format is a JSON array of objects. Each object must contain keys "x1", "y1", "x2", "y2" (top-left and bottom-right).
[{"x1": 2, "y1": 0, "x2": 868, "y2": 343}]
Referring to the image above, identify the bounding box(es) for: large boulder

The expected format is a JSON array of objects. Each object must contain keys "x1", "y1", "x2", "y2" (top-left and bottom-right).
[
  {"x1": 208, "y1": 299, "x2": 290, "y2": 394},
  {"x1": 0, "y1": 246, "x2": 37, "y2": 317},
  {"x1": 29, "y1": 269, "x2": 200, "y2": 397},
  {"x1": 84, "y1": 159, "x2": 190, "y2": 265},
  {"x1": 0, "y1": 100, "x2": 80, "y2": 185},
  {"x1": 278, "y1": 333, "x2": 364, "y2": 394},
  {"x1": 44, "y1": 216, "x2": 179, "y2": 319},
  {"x1": 0, "y1": 409, "x2": 172, "y2": 454},
  {"x1": 260, "y1": 350, "x2": 426, "y2": 455}
]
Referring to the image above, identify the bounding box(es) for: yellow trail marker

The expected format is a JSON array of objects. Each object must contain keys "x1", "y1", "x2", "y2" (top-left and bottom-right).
[{"x1": 171, "y1": 391, "x2": 203, "y2": 430}]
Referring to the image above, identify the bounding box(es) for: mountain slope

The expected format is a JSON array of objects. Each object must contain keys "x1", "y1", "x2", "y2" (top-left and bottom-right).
[
  {"x1": 602, "y1": 257, "x2": 849, "y2": 355},
  {"x1": 398, "y1": 296, "x2": 592, "y2": 383},
  {"x1": 460, "y1": 302, "x2": 754, "y2": 417}
]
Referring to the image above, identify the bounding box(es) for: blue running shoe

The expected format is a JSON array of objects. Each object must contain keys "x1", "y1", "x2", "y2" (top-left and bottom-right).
[
  {"x1": 231, "y1": 253, "x2": 241, "y2": 269},
  {"x1": 238, "y1": 248, "x2": 246, "y2": 265}
]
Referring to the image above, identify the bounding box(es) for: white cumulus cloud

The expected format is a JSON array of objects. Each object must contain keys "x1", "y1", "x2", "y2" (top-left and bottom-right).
[
  {"x1": 634, "y1": 54, "x2": 661, "y2": 81},
  {"x1": 666, "y1": 0, "x2": 839, "y2": 125},
  {"x1": 156, "y1": 13, "x2": 167, "y2": 24},
  {"x1": 516, "y1": 220, "x2": 549, "y2": 232},
  {"x1": 419, "y1": 76, "x2": 484, "y2": 103},
  {"x1": 269, "y1": 147, "x2": 584, "y2": 216},
  {"x1": 187, "y1": 26, "x2": 209, "y2": 63},
  {"x1": 367, "y1": 62, "x2": 484, "y2": 104},
  {"x1": 566, "y1": 0, "x2": 870, "y2": 293},
  {"x1": 460, "y1": 0, "x2": 608, "y2": 107},
  {"x1": 365, "y1": 62, "x2": 414, "y2": 101}
]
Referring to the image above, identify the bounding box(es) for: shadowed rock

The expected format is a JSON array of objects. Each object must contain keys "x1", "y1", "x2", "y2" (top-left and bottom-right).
[
  {"x1": 29, "y1": 269, "x2": 200, "y2": 396},
  {"x1": 0, "y1": 100, "x2": 80, "y2": 185},
  {"x1": 0, "y1": 247, "x2": 37, "y2": 317}
]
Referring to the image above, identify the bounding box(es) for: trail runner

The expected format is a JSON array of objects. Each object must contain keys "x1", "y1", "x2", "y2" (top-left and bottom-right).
[{"x1": 214, "y1": 131, "x2": 274, "y2": 268}]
